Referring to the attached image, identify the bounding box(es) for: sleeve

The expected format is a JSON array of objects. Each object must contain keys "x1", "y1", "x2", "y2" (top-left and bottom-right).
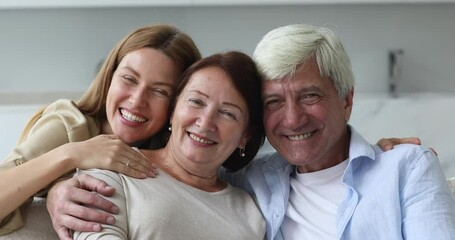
[
  {"x1": 1, "y1": 99, "x2": 94, "y2": 173},
  {"x1": 0, "y1": 99, "x2": 96, "y2": 235},
  {"x1": 220, "y1": 166, "x2": 250, "y2": 190},
  {"x1": 401, "y1": 148, "x2": 455, "y2": 239},
  {"x1": 72, "y1": 169, "x2": 128, "y2": 240}
]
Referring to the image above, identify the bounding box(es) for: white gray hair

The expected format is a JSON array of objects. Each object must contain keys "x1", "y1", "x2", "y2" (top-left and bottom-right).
[{"x1": 253, "y1": 24, "x2": 355, "y2": 98}]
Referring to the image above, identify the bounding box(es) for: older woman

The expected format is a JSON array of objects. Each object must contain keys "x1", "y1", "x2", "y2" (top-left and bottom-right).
[{"x1": 73, "y1": 51, "x2": 266, "y2": 239}]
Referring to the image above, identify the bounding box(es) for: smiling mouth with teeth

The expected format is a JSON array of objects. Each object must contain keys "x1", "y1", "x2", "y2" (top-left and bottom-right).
[
  {"x1": 120, "y1": 109, "x2": 147, "y2": 123},
  {"x1": 288, "y1": 132, "x2": 313, "y2": 141},
  {"x1": 188, "y1": 133, "x2": 216, "y2": 144}
]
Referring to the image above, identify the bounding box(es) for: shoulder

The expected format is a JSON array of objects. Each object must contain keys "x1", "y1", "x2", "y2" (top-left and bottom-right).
[
  {"x1": 375, "y1": 144, "x2": 437, "y2": 166},
  {"x1": 247, "y1": 152, "x2": 291, "y2": 174},
  {"x1": 43, "y1": 99, "x2": 87, "y2": 122},
  {"x1": 79, "y1": 169, "x2": 124, "y2": 187},
  {"x1": 37, "y1": 99, "x2": 99, "y2": 137},
  {"x1": 224, "y1": 184, "x2": 262, "y2": 208},
  {"x1": 363, "y1": 144, "x2": 440, "y2": 181}
]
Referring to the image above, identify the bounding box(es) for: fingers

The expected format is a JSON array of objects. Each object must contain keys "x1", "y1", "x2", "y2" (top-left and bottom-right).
[
  {"x1": 377, "y1": 137, "x2": 423, "y2": 151},
  {"x1": 47, "y1": 175, "x2": 119, "y2": 238},
  {"x1": 377, "y1": 138, "x2": 394, "y2": 151},
  {"x1": 55, "y1": 213, "x2": 103, "y2": 233},
  {"x1": 77, "y1": 134, "x2": 159, "y2": 178},
  {"x1": 66, "y1": 185, "x2": 119, "y2": 214},
  {"x1": 55, "y1": 226, "x2": 74, "y2": 240},
  {"x1": 77, "y1": 174, "x2": 116, "y2": 196},
  {"x1": 397, "y1": 137, "x2": 421, "y2": 145},
  {"x1": 116, "y1": 147, "x2": 158, "y2": 178},
  {"x1": 62, "y1": 202, "x2": 115, "y2": 227}
]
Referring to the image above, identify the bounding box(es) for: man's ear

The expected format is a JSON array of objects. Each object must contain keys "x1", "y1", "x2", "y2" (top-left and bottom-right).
[{"x1": 344, "y1": 88, "x2": 354, "y2": 121}]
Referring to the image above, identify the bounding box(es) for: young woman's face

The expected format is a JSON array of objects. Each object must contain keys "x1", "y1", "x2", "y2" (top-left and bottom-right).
[
  {"x1": 168, "y1": 66, "x2": 249, "y2": 172},
  {"x1": 104, "y1": 48, "x2": 181, "y2": 145}
]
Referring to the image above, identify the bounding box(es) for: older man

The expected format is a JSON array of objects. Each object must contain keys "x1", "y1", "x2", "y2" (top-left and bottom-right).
[
  {"x1": 44, "y1": 24, "x2": 454, "y2": 240},
  {"x1": 225, "y1": 24, "x2": 455, "y2": 239}
]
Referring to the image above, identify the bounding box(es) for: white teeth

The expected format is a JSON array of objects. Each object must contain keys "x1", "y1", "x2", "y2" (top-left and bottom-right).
[
  {"x1": 189, "y1": 133, "x2": 215, "y2": 144},
  {"x1": 120, "y1": 109, "x2": 147, "y2": 123},
  {"x1": 288, "y1": 132, "x2": 312, "y2": 141}
]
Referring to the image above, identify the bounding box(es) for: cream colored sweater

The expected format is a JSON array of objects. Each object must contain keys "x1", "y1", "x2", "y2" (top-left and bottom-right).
[{"x1": 74, "y1": 168, "x2": 266, "y2": 240}]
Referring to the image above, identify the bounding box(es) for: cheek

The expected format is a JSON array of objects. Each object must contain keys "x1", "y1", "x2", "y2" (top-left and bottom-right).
[
  {"x1": 150, "y1": 101, "x2": 170, "y2": 121},
  {"x1": 106, "y1": 82, "x2": 126, "y2": 104},
  {"x1": 263, "y1": 110, "x2": 278, "y2": 131},
  {"x1": 105, "y1": 89, "x2": 116, "y2": 115}
]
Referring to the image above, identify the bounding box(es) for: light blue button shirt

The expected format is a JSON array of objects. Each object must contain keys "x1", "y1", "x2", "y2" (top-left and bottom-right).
[{"x1": 222, "y1": 126, "x2": 455, "y2": 240}]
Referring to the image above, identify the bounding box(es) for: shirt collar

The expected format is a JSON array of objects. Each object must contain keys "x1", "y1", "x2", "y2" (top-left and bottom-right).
[{"x1": 348, "y1": 125, "x2": 376, "y2": 163}]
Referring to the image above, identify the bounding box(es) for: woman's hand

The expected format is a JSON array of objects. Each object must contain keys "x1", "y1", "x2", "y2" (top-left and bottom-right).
[
  {"x1": 47, "y1": 174, "x2": 118, "y2": 240},
  {"x1": 67, "y1": 134, "x2": 158, "y2": 178}
]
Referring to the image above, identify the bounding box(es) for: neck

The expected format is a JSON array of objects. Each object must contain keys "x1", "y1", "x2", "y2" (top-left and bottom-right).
[
  {"x1": 148, "y1": 148, "x2": 225, "y2": 192},
  {"x1": 171, "y1": 158, "x2": 218, "y2": 180}
]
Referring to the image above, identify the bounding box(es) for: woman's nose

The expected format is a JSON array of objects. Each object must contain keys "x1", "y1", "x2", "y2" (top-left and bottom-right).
[
  {"x1": 196, "y1": 109, "x2": 217, "y2": 132},
  {"x1": 128, "y1": 90, "x2": 147, "y2": 108}
]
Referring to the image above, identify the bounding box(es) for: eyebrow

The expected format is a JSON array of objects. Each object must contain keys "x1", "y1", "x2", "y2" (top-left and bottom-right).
[
  {"x1": 188, "y1": 89, "x2": 245, "y2": 113},
  {"x1": 120, "y1": 66, "x2": 175, "y2": 88},
  {"x1": 120, "y1": 66, "x2": 140, "y2": 77},
  {"x1": 263, "y1": 85, "x2": 321, "y2": 98}
]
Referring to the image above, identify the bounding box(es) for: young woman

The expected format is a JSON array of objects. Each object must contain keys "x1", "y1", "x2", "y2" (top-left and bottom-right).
[{"x1": 0, "y1": 24, "x2": 201, "y2": 235}]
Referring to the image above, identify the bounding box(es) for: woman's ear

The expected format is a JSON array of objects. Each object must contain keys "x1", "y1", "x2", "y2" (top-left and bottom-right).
[{"x1": 238, "y1": 132, "x2": 251, "y2": 149}]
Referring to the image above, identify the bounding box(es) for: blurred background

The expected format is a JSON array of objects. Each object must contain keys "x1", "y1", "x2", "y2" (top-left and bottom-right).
[{"x1": 1, "y1": 0, "x2": 454, "y2": 176}]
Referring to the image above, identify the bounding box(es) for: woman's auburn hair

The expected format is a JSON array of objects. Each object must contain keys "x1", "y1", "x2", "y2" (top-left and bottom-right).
[
  {"x1": 77, "y1": 24, "x2": 201, "y2": 120},
  {"x1": 18, "y1": 24, "x2": 201, "y2": 143}
]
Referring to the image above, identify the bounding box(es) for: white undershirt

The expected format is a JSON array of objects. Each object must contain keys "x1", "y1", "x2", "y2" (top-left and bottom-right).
[{"x1": 282, "y1": 159, "x2": 349, "y2": 240}]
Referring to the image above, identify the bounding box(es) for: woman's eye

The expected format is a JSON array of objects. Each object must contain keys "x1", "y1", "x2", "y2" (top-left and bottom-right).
[
  {"x1": 220, "y1": 110, "x2": 237, "y2": 120},
  {"x1": 122, "y1": 76, "x2": 136, "y2": 84},
  {"x1": 188, "y1": 98, "x2": 204, "y2": 107},
  {"x1": 151, "y1": 88, "x2": 171, "y2": 98}
]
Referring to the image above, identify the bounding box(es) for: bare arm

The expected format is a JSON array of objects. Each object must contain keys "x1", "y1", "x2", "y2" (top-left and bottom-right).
[
  {"x1": 0, "y1": 135, "x2": 155, "y2": 220},
  {"x1": 0, "y1": 145, "x2": 74, "y2": 219},
  {"x1": 0, "y1": 101, "x2": 156, "y2": 230}
]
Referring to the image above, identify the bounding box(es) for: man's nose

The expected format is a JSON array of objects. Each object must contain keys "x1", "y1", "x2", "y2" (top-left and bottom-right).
[{"x1": 282, "y1": 102, "x2": 308, "y2": 129}]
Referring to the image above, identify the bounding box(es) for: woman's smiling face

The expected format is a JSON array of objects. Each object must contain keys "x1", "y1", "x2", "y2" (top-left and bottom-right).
[
  {"x1": 168, "y1": 66, "x2": 249, "y2": 171},
  {"x1": 104, "y1": 47, "x2": 181, "y2": 145}
]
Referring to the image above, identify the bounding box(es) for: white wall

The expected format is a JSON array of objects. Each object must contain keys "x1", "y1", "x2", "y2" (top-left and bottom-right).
[{"x1": 1, "y1": 3, "x2": 455, "y2": 97}]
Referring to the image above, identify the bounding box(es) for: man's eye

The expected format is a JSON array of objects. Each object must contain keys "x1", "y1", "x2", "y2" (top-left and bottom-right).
[
  {"x1": 264, "y1": 99, "x2": 282, "y2": 110},
  {"x1": 301, "y1": 94, "x2": 321, "y2": 104}
]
